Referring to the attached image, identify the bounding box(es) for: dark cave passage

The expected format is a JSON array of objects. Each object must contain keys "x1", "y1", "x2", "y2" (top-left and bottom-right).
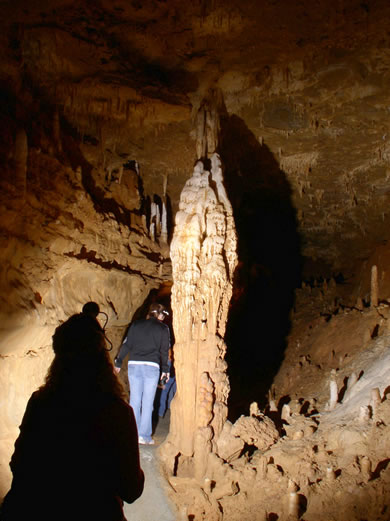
[{"x1": 219, "y1": 114, "x2": 303, "y2": 419}]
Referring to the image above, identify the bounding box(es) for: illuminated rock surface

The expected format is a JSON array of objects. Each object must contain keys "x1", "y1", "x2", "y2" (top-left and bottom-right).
[{"x1": 1, "y1": 1, "x2": 390, "y2": 519}]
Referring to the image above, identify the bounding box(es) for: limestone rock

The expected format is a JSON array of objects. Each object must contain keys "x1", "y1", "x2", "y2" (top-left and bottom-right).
[
  {"x1": 215, "y1": 420, "x2": 245, "y2": 463},
  {"x1": 231, "y1": 414, "x2": 279, "y2": 451},
  {"x1": 166, "y1": 153, "x2": 237, "y2": 462}
]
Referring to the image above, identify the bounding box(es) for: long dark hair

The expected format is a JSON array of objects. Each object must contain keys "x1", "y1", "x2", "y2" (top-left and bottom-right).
[{"x1": 41, "y1": 313, "x2": 125, "y2": 400}]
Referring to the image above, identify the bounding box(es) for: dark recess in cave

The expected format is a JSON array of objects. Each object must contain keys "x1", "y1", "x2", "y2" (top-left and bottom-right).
[{"x1": 219, "y1": 113, "x2": 303, "y2": 419}]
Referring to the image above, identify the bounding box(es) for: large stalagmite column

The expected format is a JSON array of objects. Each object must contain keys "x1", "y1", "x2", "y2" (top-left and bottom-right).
[{"x1": 164, "y1": 152, "x2": 237, "y2": 479}]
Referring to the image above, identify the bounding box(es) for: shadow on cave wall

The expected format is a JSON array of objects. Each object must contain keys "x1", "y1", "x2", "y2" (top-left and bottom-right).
[{"x1": 218, "y1": 114, "x2": 302, "y2": 421}]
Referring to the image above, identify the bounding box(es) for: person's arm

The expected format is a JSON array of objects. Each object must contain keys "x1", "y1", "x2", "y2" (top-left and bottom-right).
[
  {"x1": 159, "y1": 324, "x2": 171, "y2": 377},
  {"x1": 114, "y1": 328, "x2": 132, "y2": 372},
  {"x1": 8, "y1": 392, "x2": 39, "y2": 474},
  {"x1": 103, "y1": 400, "x2": 145, "y2": 503}
]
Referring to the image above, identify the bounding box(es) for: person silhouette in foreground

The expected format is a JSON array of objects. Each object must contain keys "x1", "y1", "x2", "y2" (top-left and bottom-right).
[{"x1": 0, "y1": 311, "x2": 144, "y2": 521}]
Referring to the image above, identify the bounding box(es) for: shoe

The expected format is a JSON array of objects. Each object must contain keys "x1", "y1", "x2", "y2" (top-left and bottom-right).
[{"x1": 138, "y1": 436, "x2": 155, "y2": 445}]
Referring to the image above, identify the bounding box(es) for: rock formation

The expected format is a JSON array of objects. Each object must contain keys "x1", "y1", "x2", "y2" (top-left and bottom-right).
[
  {"x1": 161, "y1": 152, "x2": 237, "y2": 474},
  {"x1": 1, "y1": 1, "x2": 390, "y2": 519},
  {"x1": 0, "y1": 110, "x2": 172, "y2": 496}
]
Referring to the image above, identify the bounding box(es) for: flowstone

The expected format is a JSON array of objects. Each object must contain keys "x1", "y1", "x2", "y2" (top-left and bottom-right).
[{"x1": 161, "y1": 153, "x2": 237, "y2": 477}]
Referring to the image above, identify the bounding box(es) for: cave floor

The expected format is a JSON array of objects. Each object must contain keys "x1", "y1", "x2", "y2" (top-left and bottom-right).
[{"x1": 124, "y1": 411, "x2": 177, "y2": 521}]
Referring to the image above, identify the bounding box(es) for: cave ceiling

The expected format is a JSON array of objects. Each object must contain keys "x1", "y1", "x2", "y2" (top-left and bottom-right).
[{"x1": 2, "y1": 0, "x2": 390, "y2": 278}]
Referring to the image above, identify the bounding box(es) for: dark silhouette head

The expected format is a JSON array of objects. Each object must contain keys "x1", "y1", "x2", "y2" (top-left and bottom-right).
[
  {"x1": 82, "y1": 301, "x2": 100, "y2": 318},
  {"x1": 45, "y1": 313, "x2": 124, "y2": 398},
  {"x1": 52, "y1": 313, "x2": 105, "y2": 357}
]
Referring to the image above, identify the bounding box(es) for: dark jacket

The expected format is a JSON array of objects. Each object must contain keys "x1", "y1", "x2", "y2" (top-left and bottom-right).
[
  {"x1": 114, "y1": 317, "x2": 170, "y2": 373},
  {"x1": 0, "y1": 390, "x2": 144, "y2": 521}
]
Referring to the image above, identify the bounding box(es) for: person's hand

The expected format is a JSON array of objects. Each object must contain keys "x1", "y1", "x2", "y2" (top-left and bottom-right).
[
  {"x1": 114, "y1": 366, "x2": 121, "y2": 374},
  {"x1": 160, "y1": 372, "x2": 170, "y2": 384}
]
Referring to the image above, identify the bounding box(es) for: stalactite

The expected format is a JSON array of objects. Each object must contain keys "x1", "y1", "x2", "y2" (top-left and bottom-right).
[
  {"x1": 371, "y1": 265, "x2": 378, "y2": 307},
  {"x1": 150, "y1": 202, "x2": 157, "y2": 239},
  {"x1": 161, "y1": 201, "x2": 168, "y2": 243},
  {"x1": 150, "y1": 221, "x2": 155, "y2": 242},
  {"x1": 155, "y1": 203, "x2": 161, "y2": 236},
  {"x1": 53, "y1": 108, "x2": 62, "y2": 153},
  {"x1": 195, "y1": 90, "x2": 222, "y2": 160},
  {"x1": 14, "y1": 128, "x2": 27, "y2": 201},
  {"x1": 162, "y1": 173, "x2": 168, "y2": 198},
  {"x1": 117, "y1": 165, "x2": 124, "y2": 184},
  {"x1": 141, "y1": 214, "x2": 147, "y2": 234}
]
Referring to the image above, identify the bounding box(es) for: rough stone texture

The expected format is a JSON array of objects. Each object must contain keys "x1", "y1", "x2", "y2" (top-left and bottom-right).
[
  {"x1": 0, "y1": 116, "x2": 171, "y2": 496},
  {"x1": 161, "y1": 153, "x2": 237, "y2": 473},
  {"x1": 1, "y1": 1, "x2": 390, "y2": 278},
  {"x1": 230, "y1": 414, "x2": 279, "y2": 452},
  {"x1": 2, "y1": 2, "x2": 390, "y2": 519},
  {"x1": 160, "y1": 275, "x2": 390, "y2": 521}
]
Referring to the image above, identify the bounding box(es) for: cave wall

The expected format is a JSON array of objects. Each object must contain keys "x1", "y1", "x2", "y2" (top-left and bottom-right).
[
  {"x1": 0, "y1": 98, "x2": 172, "y2": 496},
  {"x1": 2, "y1": 0, "x2": 390, "y2": 280},
  {"x1": 1, "y1": 1, "x2": 390, "y2": 518}
]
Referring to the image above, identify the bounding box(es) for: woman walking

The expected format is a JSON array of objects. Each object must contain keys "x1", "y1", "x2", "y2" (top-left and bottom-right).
[{"x1": 114, "y1": 303, "x2": 170, "y2": 445}]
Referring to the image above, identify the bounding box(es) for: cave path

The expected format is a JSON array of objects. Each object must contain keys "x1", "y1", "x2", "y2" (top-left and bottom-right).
[{"x1": 124, "y1": 412, "x2": 177, "y2": 521}]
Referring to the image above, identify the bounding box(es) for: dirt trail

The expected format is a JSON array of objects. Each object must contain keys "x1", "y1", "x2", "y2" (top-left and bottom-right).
[{"x1": 124, "y1": 413, "x2": 178, "y2": 521}]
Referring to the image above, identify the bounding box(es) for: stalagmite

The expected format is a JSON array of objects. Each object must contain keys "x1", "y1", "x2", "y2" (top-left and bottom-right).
[
  {"x1": 249, "y1": 401, "x2": 261, "y2": 417},
  {"x1": 287, "y1": 480, "x2": 300, "y2": 520},
  {"x1": 118, "y1": 165, "x2": 124, "y2": 184},
  {"x1": 371, "y1": 387, "x2": 381, "y2": 417},
  {"x1": 328, "y1": 370, "x2": 338, "y2": 410},
  {"x1": 162, "y1": 153, "x2": 237, "y2": 473},
  {"x1": 349, "y1": 372, "x2": 358, "y2": 389},
  {"x1": 281, "y1": 403, "x2": 291, "y2": 422},
  {"x1": 359, "y1": 405, "x2": 371, "y2": 424},
  {"x1": 360, "y1": 456, "x2": 372, "y2": 481},
  {"x1": 371, "y1": 265, "x2": 379, "y2": 307},
  {"x1": 355, "y1": 296, "x2": 363, "y2": 310},
  {"x1": 343, "y1": 372, "x2": 358, "y2": 401},
  {"x1": 326, "y1": 466, "x2": 336, "y2": 481}
]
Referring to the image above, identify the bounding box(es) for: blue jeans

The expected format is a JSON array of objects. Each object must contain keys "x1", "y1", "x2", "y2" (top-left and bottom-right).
[
  {"x1": 158, "y1": 376, "x2": 177, "y2": 417},
  {"x1": 128, "y1": 363, "x2": 160, "y2": 442}
]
